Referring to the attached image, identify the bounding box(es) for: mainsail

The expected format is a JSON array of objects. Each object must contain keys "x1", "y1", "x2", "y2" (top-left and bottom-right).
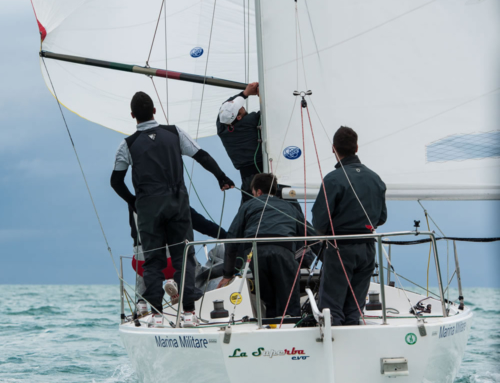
[
  {"x1": 31, "y1": 0, "x2": 258, "y2": 137},
  {"x1": 33, "y1": 0, "x2": 500, "y2": 200},
  {"x1": 258, "y1": 0, "x2": 500, "y2": 200}
]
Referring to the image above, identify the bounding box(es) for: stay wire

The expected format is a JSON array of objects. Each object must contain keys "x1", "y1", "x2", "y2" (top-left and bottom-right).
[
  {"x1": 188, "y1": 0, "x2": 218, "y2": 196},
  {"x1": 163, "y1": 0, "x2": 169, "y2": 121},
  {"x1": 41, "y1": 57, "x2": 117, "y2": 274},
  {"x1": 146, "y1": 0, "x2": 166, "y2": 66}
]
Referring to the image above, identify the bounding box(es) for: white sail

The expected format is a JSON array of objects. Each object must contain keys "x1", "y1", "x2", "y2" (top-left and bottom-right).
[
  {"x1": 258, "y1": 0, "x2": 500, "y2": 200},
  {"x1": 32, "y1": 0, "x2": 258, "y2": 137}
]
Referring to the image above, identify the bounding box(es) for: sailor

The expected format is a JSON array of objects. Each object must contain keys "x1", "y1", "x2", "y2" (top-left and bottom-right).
[
  {"x1": 129, "y1": 205, "x2": 227, "y2": 301},
  {"x1": 217, "y1": 82, "x2": 261, "y2": 205},
  {"x1": 217, "y1": 173, "x2": 306, "y2": 318},
  {"x1": 111, "y1": 91, "x2": 234, "y2": 327},
  {"x1": 312, "y1": 126, "x2": 387, "y2": 326}
]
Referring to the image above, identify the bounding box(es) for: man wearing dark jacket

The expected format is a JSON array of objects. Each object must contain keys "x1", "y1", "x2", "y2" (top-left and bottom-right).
[
  {"x1": 312, "y1": 126, "x2": 387, "y2": 326},
  {"x1": 217, "y1": 173, "x2": 306, "y2": 318},
  {"x1": 217, "y1": 82, "x2": 262, "y2": 205},
  {"x1": 111, "y1": 91, "x2": 234, "y2": 327}
]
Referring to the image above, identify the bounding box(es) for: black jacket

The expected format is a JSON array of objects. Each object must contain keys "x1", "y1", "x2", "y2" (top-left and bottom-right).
[
  {"x1": 312, "y1": 155, "x2": 387, "y2": 238},
  {"x1": 216, "y1": 92, "x2": 262, "y2": 170},
  {"x1": 223, "y1": 194, "x2": 309, "y2": 277}
]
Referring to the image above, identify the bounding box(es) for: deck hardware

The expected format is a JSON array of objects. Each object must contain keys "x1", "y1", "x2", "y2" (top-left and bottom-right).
[
  {"x1": 380, "y1": 357, "x2": 409, "y2": 376},
  {"x1": 417, "y1": 321, "x2": 427, "y2": 337}
]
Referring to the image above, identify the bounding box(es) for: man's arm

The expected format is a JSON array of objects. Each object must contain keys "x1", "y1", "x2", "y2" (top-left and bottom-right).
[
  {"x1": 190, "y1": 207, "x2": 227, "y2": 239},
  {"x1": 377, "y1": 190, "x2": 388, "y2": 227},
  {"x1": 218, "y1": 207, "x2": 246, "y2": 287},
  {"x1": 110, "y1": 169, "x2": 136, "y2": 207},
  {"x1": 192, "y1": 149, "x2": 235, "y2": 191},
  {"x1": 110, "y1": 140, "x2": 136, "y2": 207},
  {"x1": 174, "y1": 126, "x2": 234, "y2": 190}
]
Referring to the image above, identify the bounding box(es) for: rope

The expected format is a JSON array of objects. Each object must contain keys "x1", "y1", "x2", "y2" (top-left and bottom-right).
[
  {"x1": 146, "y1": 0, "x2": 166, "y2": 66},
  {"x1": 382, "y1": 237, "x2": 500, "y2": 245},
  {"x1": 188, "y1": 0, "x2": 218, "y2": 196},
  {"x1": 164, "y1": 0, "x2": 169, "y2": 121},
  {"x1": 424, "y1": 211, "x2": 432, "y2": 296},
  {"x1": 151, "y1": 78, "x2": 169, "y2": 124}
]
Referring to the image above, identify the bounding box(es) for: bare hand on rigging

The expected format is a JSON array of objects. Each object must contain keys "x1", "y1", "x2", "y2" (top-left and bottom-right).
[{"x1": 243, "y1": 82, "x2": 259, "y2": 97}]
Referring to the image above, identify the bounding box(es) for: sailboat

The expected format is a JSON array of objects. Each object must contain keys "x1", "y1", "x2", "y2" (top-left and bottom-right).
[{"x1": 31, "y1": 0, "x2": 499, "y2": 382}]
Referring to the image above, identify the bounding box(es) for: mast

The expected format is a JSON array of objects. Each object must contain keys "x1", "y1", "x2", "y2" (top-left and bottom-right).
[
  {"x1": 254, "y1": 0, "x2": 269, "y2": 173},
  {"x1": 40, "y1": 51, "x2": 247, "y2": 90}
]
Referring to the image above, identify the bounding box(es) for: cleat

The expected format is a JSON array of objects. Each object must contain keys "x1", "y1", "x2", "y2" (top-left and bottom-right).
[
  {"x1": 164, "y1": 279, "x2": 179, "y2": 305},
  {"x1": 182, "y1": 312, "x2": 199, "y2": 328}
]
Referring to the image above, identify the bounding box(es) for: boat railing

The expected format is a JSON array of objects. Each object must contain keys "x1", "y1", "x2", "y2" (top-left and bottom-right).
[
  {"x1": 171, "y1": 230, "x2": 447, "y2": 327},
  {"x1": 118, "y1": 230, "x2": 450, "y2": 327}
]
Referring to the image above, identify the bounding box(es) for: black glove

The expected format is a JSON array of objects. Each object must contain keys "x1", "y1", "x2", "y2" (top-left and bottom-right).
[{"x1": 218, "y1": 176, "x2": 235, "y2": 190}]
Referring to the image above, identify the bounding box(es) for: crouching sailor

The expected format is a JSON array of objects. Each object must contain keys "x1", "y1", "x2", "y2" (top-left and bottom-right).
[
  {"x1": 111, "y1": 91, "x2": 234, "y2": 327},
  {"x1": 217, "y1": 173, "x2": 306, "y2": 317}
]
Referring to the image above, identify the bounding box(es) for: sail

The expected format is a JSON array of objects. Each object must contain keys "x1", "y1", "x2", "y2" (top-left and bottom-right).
[
  {"x1": 31, "y1": 0, "x2": 258, "y2": 137},
  {"x1": 257, "y1": 0, "x2": 500, "y2": 200}
]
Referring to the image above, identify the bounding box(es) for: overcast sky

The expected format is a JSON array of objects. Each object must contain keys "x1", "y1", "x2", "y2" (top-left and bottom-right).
[{"x1": 0, "y1": 1, "x2": 498, "y2": 290}]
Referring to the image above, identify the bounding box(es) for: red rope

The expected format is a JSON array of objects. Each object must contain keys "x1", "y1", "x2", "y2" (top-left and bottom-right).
[
  {"x1": 279, "y1": 106, "x2": 308, "y2": 328},
  {"x1": 305, "y1": 106, "x2": 365, "y2": 324}
]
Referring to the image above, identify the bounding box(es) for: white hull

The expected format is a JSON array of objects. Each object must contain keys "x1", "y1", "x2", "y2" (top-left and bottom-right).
[{"x1": 120, "y1": 280, "x2": 472, "y2": 382}]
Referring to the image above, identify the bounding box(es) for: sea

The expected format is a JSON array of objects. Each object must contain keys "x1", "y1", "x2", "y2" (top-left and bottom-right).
[{"x1": 0, "y1": 285, "x2": 498, "y2": 383}]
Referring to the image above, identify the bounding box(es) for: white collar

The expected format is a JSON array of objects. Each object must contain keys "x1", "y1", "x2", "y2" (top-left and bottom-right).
[{"x1": 136, "y1": 120, "x2": 159, "y2": 131}]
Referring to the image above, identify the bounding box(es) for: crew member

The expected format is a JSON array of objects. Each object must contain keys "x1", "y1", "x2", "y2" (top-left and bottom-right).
[
  {"x1": 111, "y1": 91, "x2": 234, "y2": 327},
  {"x1": 217, "y1": 173, "x2": 306, "y2": 318},
  {"x1": 312, "y1": 126, "x2": 387, "y2": 326},
  {"x1": 217, "y1": 82, "x2": 261, "y2": 204}
]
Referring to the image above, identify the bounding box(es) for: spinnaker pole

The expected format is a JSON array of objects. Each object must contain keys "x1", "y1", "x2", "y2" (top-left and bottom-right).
[{"x1": 40, "y1": 51, "x2": 247, "y2": 90}]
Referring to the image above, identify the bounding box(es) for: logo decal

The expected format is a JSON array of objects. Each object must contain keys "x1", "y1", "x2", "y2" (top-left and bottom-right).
[
  {"x1": 230, "y1": 292, "x2": 242, "y2": 305},
  {"x1": 148, "y1": 133, "x2": 156, "y2": 141},
  {"x1": 405, "y1": 333, "x2": 417, "y2": 345},
  {"x1": 229, "y1": 347, "x2": 309, "y2": 360},
  {"x1": 283, "y1": 146, "x2": 302, "y2": 160},
  {"x1": 190, "y1": 47, "x2": 204, "y2": 58}
]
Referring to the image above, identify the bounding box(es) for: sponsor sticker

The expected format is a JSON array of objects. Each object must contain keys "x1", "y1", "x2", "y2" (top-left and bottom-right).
[
  {"x1": 405, "y1": 333, "x2": 417, "y2": 345},
  {"x1": 190, "y1": 47, "x2": 204, "y2": 58},
  {"x1": 230, "y1": 292, "x2": 242, "y2": 305},
  {"x1": 229, "y1": 347, "x2": 309, "y2": 360},
  {"x1": 283, "y1": 146, "x2": 302, "y2": 160}
]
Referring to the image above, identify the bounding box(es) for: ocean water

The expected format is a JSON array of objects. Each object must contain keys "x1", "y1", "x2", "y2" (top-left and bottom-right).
[{"x1": 0, "y1": 285, "x2": 498, "y2": 382}]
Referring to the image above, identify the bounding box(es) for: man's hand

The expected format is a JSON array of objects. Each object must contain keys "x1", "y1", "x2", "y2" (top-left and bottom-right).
[
  {"x1": 243, "y1": 82, "x2": 259, "y2": 97},
  {"x1": 219, "y1": 176, "x2": 235, "y2": 191},
  {"x1": 217, "y1": 277, "x2": 232, "y2": 289}
]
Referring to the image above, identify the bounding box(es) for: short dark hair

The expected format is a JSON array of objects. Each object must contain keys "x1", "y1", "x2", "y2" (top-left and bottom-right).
[
  {"x1": 251, "y1": 173, "x2": 278, "y2": 195},
  {"x1": 131, "y1": 92, "x2": 154, "y2": 122},
  {"x1": 333, "y1": 126, "x2": 358, "y2": 157}
]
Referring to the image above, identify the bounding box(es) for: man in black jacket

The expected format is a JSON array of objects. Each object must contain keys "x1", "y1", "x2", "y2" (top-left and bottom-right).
[
  {"x1": 217, "y1": 173, "x2": 307, "y2": 318},
  {"x1": 312, "y1": 126, "x2": 387, "y2": 326},
  {"x1": 217, "y1": 82, "x2": 261, "y2": 205},
  {"x1": 111, "y1": 91, "x2": 234, "y2": 327}
]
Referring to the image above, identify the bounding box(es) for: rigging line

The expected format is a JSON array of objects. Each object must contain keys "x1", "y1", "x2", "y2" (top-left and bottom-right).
[
  {"x1": 188, "y1": 0, "x2": 218, "y2": 196},
  {"x1": 146, "y1": 0, "x2": 166, "y2": 66},
  {"x1": 164, "y1": 0, "x2": 169, "y2": 121},
  {"x1": 303, "y1": 0, "x2": 320, "y2": 58},
  {"x1": 243, "y1": 0, "x2": 247, "y2": 84},
  {"x1": 279, "y1": 102, "x2": 309, "y2": 328},
  {"x1": 272, "y1": 98, "x2": 298, "y2": 173},
  {"x1": 151, "y1": 77, "x2": 169, "y2": 124},
  {"x1": 364, "y1": 87, "x2": 500, "y2": 147},
  {"x1": 424, "y1": 211, "x2": 433, "y2": 296},
  {"x1": 295, "y1": 2, "x2": 309, "y2": 90},
  {"x1": 254, "y1": 177, "x2": 277, "y2": 238},
  {"x1": 41, "y1": 57, "x2": 170, "y2": 322},
  {"x1": 268, "y1": 0, "x2": 436, "y2": 73},
  {"x1": 304, "y1": 104, "x2": 366, "y2": 324},
  {"x1": 41, "y1": 57, "x2": 118, "y2": 274}
]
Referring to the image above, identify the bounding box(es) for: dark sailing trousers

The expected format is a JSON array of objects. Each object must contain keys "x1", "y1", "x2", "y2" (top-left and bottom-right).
[
  {"x1": 136, "y1": 192, "x2": 203, "y2": 313},
  {"x1": 319, "y1": 242, "x2": 375, "y2": 326},
  {"x1": 250, "y1": 245, "x2": 301, "y2": 318}
]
